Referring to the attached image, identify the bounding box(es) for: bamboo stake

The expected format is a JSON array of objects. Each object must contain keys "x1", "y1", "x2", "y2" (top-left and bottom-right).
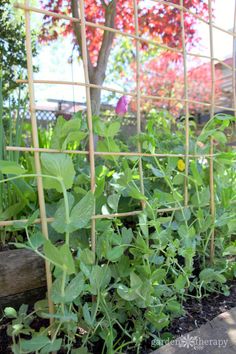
[
  {"x1": 5, "y1": 195, "x2": 236, "y2": 227},
  {"x1": 14, "y1": 2, "x2": 80, "y2": 22},
  {"x1": 78, "y1": 0, "x2": 96, "y2": 254},
  {"x1": 5, "y1": 145, "x2": 219, "y2": 158},
  {"x1": 0, "y1": 217, "x2": 54, "y2": 227},
  {"x1": 24, "y1": 0, "x2": 54, "y2": 323},
  {"x1": 93, "y1": 207, "x2": 181, "y2": 219},
  {"x1": 232, "y1": 6, "x2": 236, "y2": 124},
  {"x1": 14, "y1": 3, "x2": 236, "y2": 67},
  {"x1": 208, "y1": 0, "x2": 216, "y2": 265},
  {"x1": 0, "y1": 206, "x2": 185, "y2": 227},
  {"x1": 16, "y1": 79, "x2": 236, "y2": 113},
  {"x1": 16, "y1": 79, "x2": 136, "y2": 97},
  {"x1": 180, "y1": 0, "x2": 190, "y2": 207},
  {"x1": 133, "y1": 0, "x2": 145, "y2": 209}
]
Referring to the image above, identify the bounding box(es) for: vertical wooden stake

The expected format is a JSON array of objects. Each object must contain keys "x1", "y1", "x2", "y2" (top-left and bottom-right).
[
  {"x1": 208, "y1": 0, "x2": 216, "y2": 264},
  {"x1": 232, "y1": 5, "x2": 236, "y2": 123},
  {"x1": 133, "y1": 0, "x2": 145, "y2": 210},
  {"x1": 79, "y1": 0, "x2": 96, "y2": 254},
  {"x1": 24, "y1": 0, "x2": 54, "y2": 324},
  {"x1": 180, "y1": 0, "x2": 190, "y2": 207}
]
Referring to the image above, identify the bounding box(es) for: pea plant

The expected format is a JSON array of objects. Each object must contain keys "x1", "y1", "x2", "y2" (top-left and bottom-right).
[{"x1": 1, "y1": 110, "x2": 236, "y2": 354}]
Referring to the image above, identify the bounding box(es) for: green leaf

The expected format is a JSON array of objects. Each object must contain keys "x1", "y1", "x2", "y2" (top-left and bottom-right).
[
  {"x1": 117, "y1": 256, "x2": 131, "y2": 277},
  {"x1": 223, "y1": 245, "x2": 236, "y2": 256},
  {"x1": 40, "y1": 339, "x2": 62, "y2": 354},
  {"x1": 41, "y1": 153, "x2": 75, "y2": 192},
  {"x1": 62, "y1": 131, "x2": 87, "y2": 150},
  {"x1": 138, "y1": 213, "x2": 148, "y2": 237},
  {"x1": 107, "y1": 246, "x2": 124, "y2": 262},
  {"x1": 117, "y1": 284, "x2": 138, "y2": 301},
  {"x1": 166, "y1": 300, "x2": 183, "y2": 314},
  {"x1": 69, "y1": 191, "x2": 95, "y2": 231},
  {"x1": 52, "y1": 192, "x2": 94, "y2": 233},
  {"x1": 82, "y1": 303, "x2": 93, "y2": 326},
  {"x1": 107, "y1": 194, "x2": 120, "y2": 211},
  {"x1": 0, "y1": 160, "x2": 26, "y2": 174},
  {"x1": 51, "y1": 116, "x2": 66, "y2": 148},
  {"x1": 0, "y1": 202, "x2": 25, "y2": 221},
  {"x1": 51, "y1": 115, "x2": 84, "y2": 149},
  {"x1": 51, "y1": 193, "x2": 74, "y2": 234},
  {"x1": 11, "y1": 344, "x2": 21, "y2": 354},
  {"x1": 121, "y1": 227, "x2": 133, "y2": 244},
  {"x1": 45, "y1": 310, "x2": 77, "y2": 322},
  {"x1": 175, "y1": 207, "x2": 191, "y2": 222},
  {"x1": 28, "y1": 232, "x2": 45, "y2": 250},
  {"x1": 25, "y1": 209, "x2": 40, "y2": 227},
  {"x1": 151, "y1": 166, "x2": 165, "y2": 178},
  {"x1": 106, "y1": 121, "x2": 121, "y2": 138},
  {"x1": 190, "y1": 160, "x2": 203, "y2": 186},
  {"x1": 174, "y1": 275, "x2": 186, "y2": 291},
  {"x1": 61, "y1": 116, "x2": 82, "y2": 137},
  {"x1": 130, "y1": 272, "x2": 143, "y2": 289},
  {"x1": 173, "y1": 173, "x2": 184, "y2": 185},
  {"x1": 4, "y1": 307, "x2": 17, "y2": 318},
  {"x1": 199, "y1": 269, "x2": 226, "y2": 284},
  {"x1": 191, "y1": 187, "x2": 210, "y2": 207},
  {"x1": 44, "y1": 240, "x2": 75, "y2": 274},
  {"x1": 59, "y1": 244, "x2": 75, "y2": 274},
  {"x1": 79, "y1": 248, "x2": 95, "y2": 265},
  {"x1": 97, "y1": 139, "x2": 120, "y2": 161},
  {"x1": 44, "y1": 240, "x2": 63, "y2": 268},
  {"x1": 64, "y1": 273, "x2": 84, "y2": 302},
  {"x1": 145, "y1": 311, "x2": 169, "y2": 331},
  {"x1": 89, "y1": 265, "x2": 111, "y2": 294},
  {"x1": 212, "y1": 131, "x2": 227, "y2": 144},
  {"x1": 151, "y1": 269, "x2": 166, "y2": 284},
  {"x1": 20, "y1": 336, "x2": 50, "y2": 352},
  {"x1": 11, "y1": 178, "x2": 36, "y2": 202},
  {"x1": 128, "y1": 185, "x2": 147, "y2": 201}
]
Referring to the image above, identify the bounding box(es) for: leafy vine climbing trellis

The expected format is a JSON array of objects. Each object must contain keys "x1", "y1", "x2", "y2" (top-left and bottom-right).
[{"x1": 1, "y1": 0, "x2": 236, "y2": 335}]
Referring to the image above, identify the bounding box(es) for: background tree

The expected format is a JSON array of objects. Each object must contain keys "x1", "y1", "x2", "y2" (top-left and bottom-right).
[
  {"x1": 136, "y1": 53, "x2": 222, "y2": 117},
  {"x1": 0, "y1": 0, "x2": 37, "y2": 100},
  {"x1": 40, "y1": 0, "x2": 209, "y2": 115}
]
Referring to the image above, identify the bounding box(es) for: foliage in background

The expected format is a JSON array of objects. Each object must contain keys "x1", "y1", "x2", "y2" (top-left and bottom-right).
[
  {"x1": 0, "y1": 0, "x2": 38, "y2": 101},
  {"x1": 39, "y1": 0, "x2": 209, "y2": 114},
  {"x1": 130, "y1": 54, "x2": 223, "y2": 116}
]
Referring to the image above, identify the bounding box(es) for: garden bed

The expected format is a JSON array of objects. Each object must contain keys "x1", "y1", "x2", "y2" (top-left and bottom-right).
[{"x1": 0, "y1": 280, "x2": 235, "y2": 354}]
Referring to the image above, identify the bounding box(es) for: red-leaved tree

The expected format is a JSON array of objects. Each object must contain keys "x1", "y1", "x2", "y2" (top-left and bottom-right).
[
  {"x1": 137, "y1": 52, "x2": 222, "y2": 116},
  {"x1": 40, "y1": 0, "x2": 209, "y2": 114}
]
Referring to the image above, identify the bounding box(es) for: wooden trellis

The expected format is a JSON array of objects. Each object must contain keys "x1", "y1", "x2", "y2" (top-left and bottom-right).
[{"x1": 1, "y1": 0, "x2": 236, "y2": 323}]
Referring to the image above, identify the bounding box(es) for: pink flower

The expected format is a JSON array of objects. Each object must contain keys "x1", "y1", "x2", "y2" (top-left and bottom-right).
[{"x1": 115, "y1": 96, "x2": 129, "y2": 116}]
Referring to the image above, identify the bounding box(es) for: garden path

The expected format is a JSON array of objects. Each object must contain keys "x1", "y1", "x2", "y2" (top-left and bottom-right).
[{"x1": 152, "y1": 307, "x2": 236, "y2": 354}]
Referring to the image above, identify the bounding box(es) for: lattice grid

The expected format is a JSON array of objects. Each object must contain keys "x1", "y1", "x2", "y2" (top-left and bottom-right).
[{"x1": 1, "y1": 0, "x2": 236, "y2": 323}]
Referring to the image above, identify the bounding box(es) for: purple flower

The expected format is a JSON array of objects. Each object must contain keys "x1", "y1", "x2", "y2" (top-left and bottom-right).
[{"x1": 115, "y1": 96, "x2": 129, "y2": 116}]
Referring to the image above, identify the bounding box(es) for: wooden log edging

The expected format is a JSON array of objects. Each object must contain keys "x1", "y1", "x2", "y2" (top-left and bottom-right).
[{"x1": 0, "y1": 249, "x2": 46, "y2": 309}]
